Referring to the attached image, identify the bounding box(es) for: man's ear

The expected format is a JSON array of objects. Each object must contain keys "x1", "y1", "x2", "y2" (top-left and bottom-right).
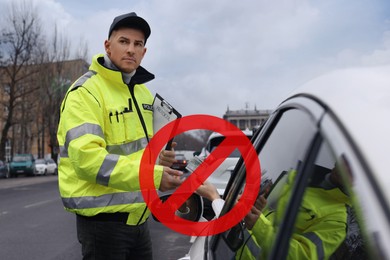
[
  {"x1": 142, "y1": 47, "x2": 147, "y2": 58},
  {"x1": 104, "y1": 40, "x2": 111, "y2": 55}
]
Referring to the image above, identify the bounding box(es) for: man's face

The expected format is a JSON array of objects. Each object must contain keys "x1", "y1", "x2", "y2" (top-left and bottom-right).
[{"x1": 104, "y1": 27, "x2": 147, "y2": 73}]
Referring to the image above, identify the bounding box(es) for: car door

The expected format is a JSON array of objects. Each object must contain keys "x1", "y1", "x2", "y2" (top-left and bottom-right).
[{"x1": 208, "y1": 97, "x2": 325, "y2": 259}]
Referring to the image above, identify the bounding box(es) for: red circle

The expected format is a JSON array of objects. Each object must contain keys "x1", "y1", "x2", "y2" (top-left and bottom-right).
[{"x1": 140, "y1": 114, "x2": 261, "y2": 236}]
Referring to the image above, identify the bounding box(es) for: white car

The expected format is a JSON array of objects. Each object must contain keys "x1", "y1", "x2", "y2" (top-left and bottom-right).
[
  {"x1": 179, "y1": 65, "x2": 390, "y2": 260},
  {"x1": 34, "y1": 159, "x2": 47, "y2": 176},
  {"x1": 45, "y1": 158, "x2": 58, "y2": 175}
]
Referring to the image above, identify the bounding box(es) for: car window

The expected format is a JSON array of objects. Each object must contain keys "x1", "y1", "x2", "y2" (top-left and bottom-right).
[
  {"x1": 211, "y1": 108, "x2": 318, "y2": 259},
  {"x1": 293, "y1": 141, "x2": 367, "y2": 259},
  {"x1": 13, "y1": 155, "x2": 30, "y2": 162},
  {"x1": 46, "y1": 159, "x2": 55, "y2": 164},
  {"x1": 266, "y1": 141, "x2": 355, "y2": 259},
  {"x1": 36, "y1": 159, "x2": 46, "y2": 164}
]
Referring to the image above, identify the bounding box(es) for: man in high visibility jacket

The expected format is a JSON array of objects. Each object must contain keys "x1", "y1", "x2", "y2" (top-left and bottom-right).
[{"x1": 57, "y1": 12, "x2": 183, "y2": 260}]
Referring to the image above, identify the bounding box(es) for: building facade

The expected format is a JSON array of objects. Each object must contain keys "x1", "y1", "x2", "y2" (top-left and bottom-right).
[{"x1": 223, "y1": 106, "x2": 273, "y2": 130}]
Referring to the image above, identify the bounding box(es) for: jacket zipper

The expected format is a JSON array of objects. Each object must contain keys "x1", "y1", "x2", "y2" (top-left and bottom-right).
[{"x1": 128, "y1": 84, "x2": 149, "y2": 225}]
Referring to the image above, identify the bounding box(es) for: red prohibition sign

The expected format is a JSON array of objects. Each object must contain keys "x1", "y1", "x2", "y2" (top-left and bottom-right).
[{"x1": 140, "y1": 114, "x2": 261, "y2": 236}]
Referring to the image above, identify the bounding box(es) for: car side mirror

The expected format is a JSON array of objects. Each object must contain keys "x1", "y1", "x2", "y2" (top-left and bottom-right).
[{"x1": 152, "y1": 192, "x2": 203, "y2": 222}]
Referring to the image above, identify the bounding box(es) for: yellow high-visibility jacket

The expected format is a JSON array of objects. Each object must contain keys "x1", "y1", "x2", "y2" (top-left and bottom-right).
[{"x1": 57, "y1": 54, "x2": 163, "y2": 225}]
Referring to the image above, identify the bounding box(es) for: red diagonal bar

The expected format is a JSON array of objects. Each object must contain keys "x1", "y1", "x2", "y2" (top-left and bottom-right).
[{"x1": 164, "y1": 136, "x2": 248, "y2": 215}]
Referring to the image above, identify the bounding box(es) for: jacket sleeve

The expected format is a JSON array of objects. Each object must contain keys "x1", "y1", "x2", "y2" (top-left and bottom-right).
[{"x1": 250, "y1": 212, "x2": 346, "y2": 259}]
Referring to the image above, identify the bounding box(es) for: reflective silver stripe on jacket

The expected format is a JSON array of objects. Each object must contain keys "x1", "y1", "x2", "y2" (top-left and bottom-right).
[
  {"x1": 244, "y1": 229, "x2": 261, "y2": 257},
  {"x1": 62, "y1": 191, "x2": 145, "y2": 209},
  {"x1": 303, "y1": 232, "x2": 324, "y2": 260},
  {"x1": 96, "y1": 154, "x2": 119, "y2": 186},
  {"x1": 61, "y1": 123, "x2": 104, "y2": 157},
  {"x1": 106, "y1": 137, "x2": 148, "y2": 155},
  {"x1": 71, "y1": 70, "x2": 97, "y2": 91},
  {"x1": 60, "y1": 124, "x2": 148, "y2": 158}
]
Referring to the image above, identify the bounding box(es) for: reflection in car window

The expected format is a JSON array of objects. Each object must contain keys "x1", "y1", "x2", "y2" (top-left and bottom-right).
[
  {"x1": 284, "y1": 142, "x2": 350, "y2": 259},
  {"x1": 243, "y1": 108, "x2": 317, "y2": 258},
  {"x1": 216, "y1": 108, "x2": 318, "y2": 259},
  {"x1": 241, "y1": 133, "x2": 367, "y2": 259},
  {"x1": 282, "y1": 141, "x2": 368, "y2": 259}
]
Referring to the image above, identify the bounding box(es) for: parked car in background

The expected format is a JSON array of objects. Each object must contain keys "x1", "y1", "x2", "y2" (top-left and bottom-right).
[
  {"x1": 180, "y1": 66, "x2": 390, "y2": 260},
  {"x1": 45, "y1": 158, "x2": 58, "y2": 175},
  {"x1": 0, "y1": 160, "x2": 9, "y2": 178},
  {"x1": 9, "y1": 154, "x2": 35, "y2": 177},
  {"x1": 34, "y1": 159, "x2": 47, "y2": 176},
  {"x1": 171, "y1": 153, "x2": 188, "y2": 171}
]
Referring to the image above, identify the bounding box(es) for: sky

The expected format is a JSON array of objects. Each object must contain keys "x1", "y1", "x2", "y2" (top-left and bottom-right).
[{"x1": 1, "y1": 0, "x2": 390, "y2": 117}]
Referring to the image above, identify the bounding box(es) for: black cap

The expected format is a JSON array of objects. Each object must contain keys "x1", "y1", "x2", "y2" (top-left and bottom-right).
[{"x1": 108, "y1": 12, "x2": 151, "y2": 43}]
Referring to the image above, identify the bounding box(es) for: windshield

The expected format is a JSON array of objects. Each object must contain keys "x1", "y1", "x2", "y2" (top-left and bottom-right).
[{"x1": 13, "y1": 155, "x2": 31, "y2": 162}]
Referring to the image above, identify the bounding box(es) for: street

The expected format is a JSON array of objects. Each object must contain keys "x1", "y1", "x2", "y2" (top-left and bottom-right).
[{"x1": 0, "y1": 176, "x2": 192, "y2": 260}]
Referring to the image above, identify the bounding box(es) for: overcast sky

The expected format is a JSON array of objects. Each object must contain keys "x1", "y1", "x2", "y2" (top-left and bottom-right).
[{"x1": 1, "y1": 0, "x2": 390, "y2": 117}]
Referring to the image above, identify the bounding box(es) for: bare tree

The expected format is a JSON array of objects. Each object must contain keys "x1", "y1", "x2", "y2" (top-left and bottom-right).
[
  {"x1": 35, "y1": 24, "x2": 72, "y2": 160},
  {"x1": 0, "y1": 0, "x2": 44, "y2": 160},
  {"x1": 75, "y1": 36, "x2": 89, "y2": 62}
]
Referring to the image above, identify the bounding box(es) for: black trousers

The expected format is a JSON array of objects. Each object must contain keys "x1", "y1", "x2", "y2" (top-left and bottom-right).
[{"x1": 76, "y1": 214, "x2": 153, "y2": 260}]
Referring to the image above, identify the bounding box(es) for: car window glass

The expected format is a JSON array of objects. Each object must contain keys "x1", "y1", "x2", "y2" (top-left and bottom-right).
[
  {"x1": 284, "y1": 141, "x2": 342, "y2": 259},
  {"x1": 282, "y1": 140, "x2": 368, "y2": 259},
  {"x1": 247, "y1": 108, "x2": 318, "y2": 257},
  {"x1": 257, "y1": 108, "x2": 317, "y2": 211},
  {"x1": 217, "y1": 108, "x2": 318, "y2": 258}
]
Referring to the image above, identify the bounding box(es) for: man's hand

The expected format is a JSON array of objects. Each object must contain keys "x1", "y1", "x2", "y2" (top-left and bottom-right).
[
  {"x1": 159, "y1": 166, "x2": 184, "y2": 192},
  {"x1": 254, "y1": 194, "x2": 267, "y2": 212},
  {"x1": 244, "y1": 205, "x2": 261, "y2": 230},
  {"x1": 158, "y1": 142, "x2": 177, "y2": 167},
  {"x1": 243, "y1": 195, "x2": 267, "y2": 230}
]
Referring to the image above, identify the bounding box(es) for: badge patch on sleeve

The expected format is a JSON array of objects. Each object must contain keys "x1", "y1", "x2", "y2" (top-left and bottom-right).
[{"x1": 143, "y1": 104, "x2": 153, "y2": 111}]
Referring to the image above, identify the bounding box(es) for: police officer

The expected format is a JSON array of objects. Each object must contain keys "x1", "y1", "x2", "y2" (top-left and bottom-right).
[{"x1": 57, "y1": 12, "x2": 183, "y2": 259}]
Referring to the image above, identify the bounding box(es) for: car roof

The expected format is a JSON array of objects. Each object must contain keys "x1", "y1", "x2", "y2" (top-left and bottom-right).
[{"x1": 286, "y1": 65, "x2": 390, "y2": 196}]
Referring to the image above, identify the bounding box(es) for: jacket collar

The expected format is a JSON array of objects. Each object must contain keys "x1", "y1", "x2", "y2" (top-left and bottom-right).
[{"x1": 91, "y1": 54, "x2": 155, "y2": 86}]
